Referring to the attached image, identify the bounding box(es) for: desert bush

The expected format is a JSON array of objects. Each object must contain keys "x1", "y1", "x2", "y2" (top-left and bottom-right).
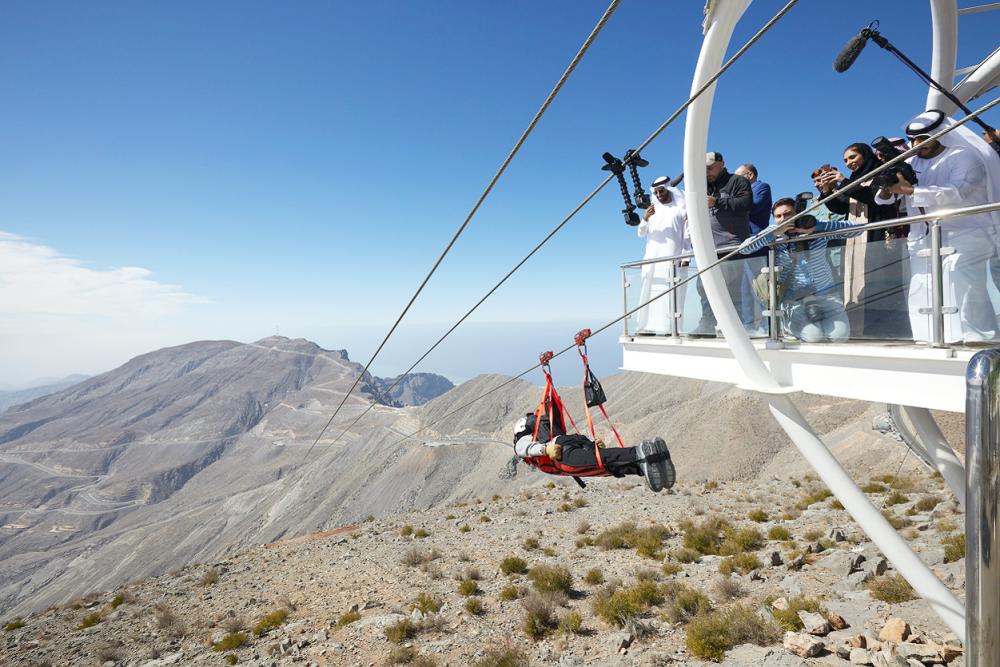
[
  {"x1": 402, "y1": 547, "x2": 426, "y2": 567},
  {"x1": 704, "y1": 480, "x2": 719, "y2": 490},
  {"x1": 473, "y1": 644, "x2": 529, "y2": 667},
  {"x1": 110, "y1": 591, "x2": 134, "y2": 609},
  {"x1": 385, "y1": 618, "x2": 417, "y2": 643},
  {"x1": 628, "y1": 580, "x2": 664, "y2": 607},
  {"x1": 492, "y1": 494, "x2": 501, "y2": 501},
  {"x1": 885, "y1": 491, "x2": 908, "y2": 506},
  {"x1": 669, "y1": 547, "x2": 701, "y2": 564},
  {"x1": 881, "y1": 510, "x2": 911, "y2": 530},
  {"x1": 445, "y1": 514, "x2": 456, "y2": 520},
  {"x1": 830, "y1": 499, "x2": 845, "y2": 510},
  {"x1": 719, "y1": 553, "x2": 762, "y2": 576},
  {"x1": 711, "y1": 576, "x2": 746, "y2": 602},
  {"x1": 635, "y1": 568, "x2": 662, "y2": 582},
  {"x1": 747, "y1": 509, "x2": 769, "y2": 522},
  {"x1": 154, "y1": 602, "x2": 178, "y2": 629},
  {"x1": 542, "y1": 546, "x2": 557, "y2": 557},
  {"x1": 592, "y1": 587, "x2": 641, "y2": 627},
  {"x1": 479, "y1": 515, "x2": 491, "y2": 523},
  {"x1": 499, "y1": 585, "x2": 521, "y2": 601},
  {"x1": 594, "y1": 522, "x2": 671, "y2": 559},
  {"x1": 680, "y1": 518, "x2": 730, "y2": 555},
  {"x1": 253, "y1": 609, "x2": 289, "y2": 637},
  {"x1": 767, "y1": 526, "x2": 791, "y2": 541},
  {"x1": 96, "y1": 642, "x2": 123, "y2": 662},
  {"x1": 458, "y1": 580, "x2": 479, "y2": 597},
  {"x1": 521, "y1": 592, "x2": 557, "y2": 639},
  {"x1": 661, "y1": 562, "x2": 682, "y2": 576},
  {"x1": 573, "y1": 497, "x2": 588, "y2": 508},
  {"x1": 943, "y1": 533, "x2": 965, "y2": 563},
  {"x1": 584, "y1": 568, "x2": 604, "y2": 585},
  {"x1": 465, "y1": 598, "x2": 484, "y2": 616},
  {"x1": 459, "y1": 524, "x2": 471, "y2": 533},
  {"x1": 198, "y1": 567, "x2": 220, "y2": 587},
  {"x1": 336, "y1": 610, "x2": 360, "y2": 627},
  {"x1": 868, "y1": 574, "x2": 916, "y2": 603},
  {"x1": 414, "y1": 528, "x2": 429, "y2": 538},
  {"x1": 225, "y1": 655, "x2": 238, "y2": 666},
  {"x1": 915, "y1": 495, "x2": 941, "y2": 512},
  {"x1": 79, "y1": 612, "x2": 101, "y2": 629},
  {"x1": 500, "y1": 555, "x2": 528, "y2": 575},
  {"x1": 938, "y1": 517, "x2": 959, "y2": 532},
  {"x1": 557, "y1": 502, "x2": 572, "y2": 512},
  {"x1": 400, "y1": 524, "x2": 414, "y2": 537},
  {"x1": 212, "y1": 632, "x2": 247, "y2": 652},
  {"x1": 576, "y1": 521, "x2": 590, "y2": 535},
  {"x1": 661, "y1": 583, "x2": 712, "y2": 624},
  {"x1": 686, "y1": 604, "x2": 782, "y2": 661},
  {"x1": 522, "y1": 537, "x2": 539, "y2": 550},
  {"x1": 862, "y1": 482, "x2": 888, "y2": 493},
  {"x1": 3, "y1": 618, "x2": 25, "y2": 632},
  {"x1": 386, "y1": 646, "x2": 430, "y2": 665},
  {"x1": 771, "y1": 596, "x2": 824, "y2": 631},
  {"x1": 803, "y1": 528, "x2": 823, "y2": 542},
  {"x1": 222, "y1": 615, "x2": 246, "y2": 633},
  {"x1": 527, "y1": 565, "x2": 572, "y2": 594},
  {"x1": 796, "y1": 488, "x2": 833, "y2": 509},
  {"x1": 412, "y1": 593, "x2": 442, "y2": 614},
  {"x1": 719, "y1": 526, "x2": 764, "y2": 555},
  {"x1": 557, "y1": 610, "x2": 583, "y2": 635}
]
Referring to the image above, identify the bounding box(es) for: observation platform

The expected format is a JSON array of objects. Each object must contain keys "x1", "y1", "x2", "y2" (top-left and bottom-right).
[{"x1": 620, "y1": 336, "x2": 975, "y2": 413}]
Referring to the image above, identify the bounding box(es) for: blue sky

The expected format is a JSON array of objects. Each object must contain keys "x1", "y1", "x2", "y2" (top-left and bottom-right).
[{"x1": 1, "y1": 1, "x2": 997, "y2": 388}]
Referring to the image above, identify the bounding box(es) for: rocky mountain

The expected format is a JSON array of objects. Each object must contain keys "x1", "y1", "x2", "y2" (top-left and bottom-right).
[
  {"x1": 371, "y1": 372, "x2": 454, "y2": 407},
  {"x1": 0, "y1": 375, "x2": 89, "y2": 413},
  {"x1": 0, "y1": 335, "x2": 961, "y2": 629}
]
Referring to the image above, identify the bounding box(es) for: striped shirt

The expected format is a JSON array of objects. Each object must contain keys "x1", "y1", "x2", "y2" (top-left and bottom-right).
[{"x1": 739, "y1": 220, "x2": 863, "y2": 298}]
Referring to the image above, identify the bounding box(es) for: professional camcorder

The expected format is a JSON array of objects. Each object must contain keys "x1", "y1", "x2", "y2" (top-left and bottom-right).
[
  {"x1": 792, "y1": 191, "x2": 817, "y2": 231},
  {"x1": 870, "y1": 136, "x2": 919, "y2": 189}
]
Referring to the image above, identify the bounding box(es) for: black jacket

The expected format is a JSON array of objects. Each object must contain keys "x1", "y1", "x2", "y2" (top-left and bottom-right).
[{"x1": 708, "y1": 170, "x2": 753, "y2": 243}]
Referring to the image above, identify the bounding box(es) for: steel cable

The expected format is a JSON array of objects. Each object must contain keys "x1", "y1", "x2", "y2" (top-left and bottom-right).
[
  {"x1": 391, "y1": 94, "x2": 1000, "y2": 447},
  {"x1": 301, "y1": 0, "x2": 622, "y2": 460},
  {"x1": 324, "y1": 0, "x2": 802, "y2": 449}
]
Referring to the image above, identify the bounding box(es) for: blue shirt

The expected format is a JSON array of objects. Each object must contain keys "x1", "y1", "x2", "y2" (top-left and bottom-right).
[
  {"x1": 748, "y1": 181, "x2": 772, "y2": 235},
  {"x1": 739, "y1": 220, "x2": 863, "y2": 298}
]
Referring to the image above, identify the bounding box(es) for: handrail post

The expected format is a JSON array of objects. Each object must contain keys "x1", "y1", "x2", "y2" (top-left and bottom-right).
[
  {"x1": 768, "y1": 246, "x2": 779, "y2": 342},
  {"x1": 930, "y1": 221, "x2": 947, "y2": 347},
  {"x1": 965, "y1": 349, "x2": 1000, "y2": 667},
  {"x1": 667, "y1": 261, "x2": 679, "y2": 338},
  {"x1": 621, "y1": 267, "x2": 630, "y2": 336}
]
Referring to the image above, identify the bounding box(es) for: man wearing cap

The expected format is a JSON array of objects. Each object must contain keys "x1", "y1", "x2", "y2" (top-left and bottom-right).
[
  {"x1": 876, "y1": 110, "x2": 1000, "y2": 343},
  {"x1": 636, "y1": 176, "x2": 689, "y2": 334},
  {"x1": 691, "y1": 151, "x2": 753, "y2": 335}
]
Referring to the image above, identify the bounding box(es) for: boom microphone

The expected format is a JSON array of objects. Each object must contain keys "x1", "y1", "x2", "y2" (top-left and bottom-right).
[{"x1": 833, "y1": 30, "x2": 870, "y2": 73}]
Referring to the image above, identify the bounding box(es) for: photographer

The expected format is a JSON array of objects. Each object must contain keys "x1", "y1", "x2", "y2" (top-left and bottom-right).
[
  {"x1": 822, "y1": 143, "x2": 909, "y2": 339},
  {"x1": 875, "y1": 110, "x2": 1000, "y2": 343},
  {"x1": 739, "y1": 197, "x2": 863, "y2": 343},
  {"x1": 636, "y1": 177, "x2": 689, "y2": 334},
  {"x1": 691, "y1": 151, "x2": 752, "y2": 336}
]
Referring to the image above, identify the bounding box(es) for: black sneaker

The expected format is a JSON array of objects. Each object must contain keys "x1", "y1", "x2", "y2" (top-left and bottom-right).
[{"x1": 636, "y1": 438, "x2": 675, "y2": 492}]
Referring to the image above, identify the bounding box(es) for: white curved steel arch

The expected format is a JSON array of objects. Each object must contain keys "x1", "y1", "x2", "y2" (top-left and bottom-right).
[{"x1": 683, "y1": 1, "x2": 965, "y2": 637}]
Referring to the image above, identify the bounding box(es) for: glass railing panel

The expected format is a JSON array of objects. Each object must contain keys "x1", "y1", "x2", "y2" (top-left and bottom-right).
[
  {"x1": 772, "y1": 240, "x2": 856, "y2": 344},
  {"x1": 624, "y1": 262, "x2": 674, "y2": 336},
  {"x1": 934, "y1": 224, "x2": 1000, "y2": 344},
  {"x1": 840, "y1": 231, "x2": 914, "y2": 341},
  {"x1": 682, "y1": 254, "x2": 770, "y2": 338}
]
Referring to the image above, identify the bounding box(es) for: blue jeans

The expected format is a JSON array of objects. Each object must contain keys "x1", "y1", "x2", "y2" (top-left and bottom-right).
[{"x1": 783, "y1": 293, "x2": 850, "y2": 343}]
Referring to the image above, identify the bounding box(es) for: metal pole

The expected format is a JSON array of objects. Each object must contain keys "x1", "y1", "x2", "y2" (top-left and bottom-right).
[
  {"x1": 930, "y1": 221, "x2": 947, "y2": 347},
  {"x1": 621, "y1": 268, "x2": 630, "y2": 336},
  {"x1": 768, "y1": 247, "x2": 779, "y2": 342},
  {"x1": 966, "y1": 349, "x2": 1000, "y2": 666},
  {"x1": 668, "y1": 261, "x2": 679, "y2": 337}
]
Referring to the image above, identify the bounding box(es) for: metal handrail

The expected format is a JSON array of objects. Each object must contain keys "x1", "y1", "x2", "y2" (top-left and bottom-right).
[{"x1": 620, "y1": 200, "x2": 1000, "y2": 268}]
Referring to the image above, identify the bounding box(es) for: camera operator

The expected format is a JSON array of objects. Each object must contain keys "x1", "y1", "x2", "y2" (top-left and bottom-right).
[
  {"x1": 875, "y1": 110, "x2": 1000, "y2": 343},
  {"x1": 690, "y1": 151, "x2": 752, "y2": 336},
  {"x1": 821, "y1": 143, "x2": 909, "y2": 340},
  {"x1": 635, "y1": 177, "x2": 689, "y2": 334},
  {"x1": 738, "y1": 197, "x2": 864, "y2": 343}
]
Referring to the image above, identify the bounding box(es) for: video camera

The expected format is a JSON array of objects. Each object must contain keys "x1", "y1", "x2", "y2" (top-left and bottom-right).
[
  {"x1": 870, "y1": 136, "x2": 919, "y2": 189},
  {"x1": 792, "y1": 191, "x2": 817, "y2": 231}
]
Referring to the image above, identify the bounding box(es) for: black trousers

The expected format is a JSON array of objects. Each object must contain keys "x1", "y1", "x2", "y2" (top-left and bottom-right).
[{"x1": 558, "y1": 434, "x2": 642, "y2": 477}]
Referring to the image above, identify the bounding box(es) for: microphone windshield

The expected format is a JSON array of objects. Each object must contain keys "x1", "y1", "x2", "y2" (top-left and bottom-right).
[{"x1": 833, "y1": 32, "x2": 869, "y2": 73}]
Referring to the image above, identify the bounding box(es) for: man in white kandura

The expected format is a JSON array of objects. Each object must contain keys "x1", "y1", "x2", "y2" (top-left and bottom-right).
[
  {"x1": 875, "y1": 110, "x2": 1000, "y2": 343},
  {"x1": 636, "y1": 176, "x2": 689, "y2": 335}
]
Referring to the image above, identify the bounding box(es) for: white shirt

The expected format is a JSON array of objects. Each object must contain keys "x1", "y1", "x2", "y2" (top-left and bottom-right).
[
  {"x1": 638, "y1": 192, "x2": 690, "y2": 260},
  {"x1": 875, "y1": 145, "x2": 992, "y2": 231}
]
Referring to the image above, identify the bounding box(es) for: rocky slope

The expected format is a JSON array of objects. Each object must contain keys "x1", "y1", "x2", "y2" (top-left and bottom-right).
[
  {"x1": 372, "y1": 373, "x2": 454, "y2": 407},
  {"x1": 0, "y1": 467, "x2": 965, "y2": 666},
  {"x1": 0, "y1": 375, "x2": 89, "y2": 413}
]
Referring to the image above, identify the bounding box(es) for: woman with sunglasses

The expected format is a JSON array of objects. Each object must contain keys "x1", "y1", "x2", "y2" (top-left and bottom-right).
[{"x1": 822, "y1": 143, "x2": 911, "y2": 340}]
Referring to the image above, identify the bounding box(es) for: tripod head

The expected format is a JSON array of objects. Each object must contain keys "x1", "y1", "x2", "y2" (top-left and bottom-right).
[
  {"x1": 602, "y1": 151, "x2": 640, "y2": 226},
  {"x1": 624, "y1": 149, "x2": 651, "y2": 209}
]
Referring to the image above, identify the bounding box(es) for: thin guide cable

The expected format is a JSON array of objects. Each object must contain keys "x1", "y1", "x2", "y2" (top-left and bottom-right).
[
  {"x1": 301, "y1": 0, "x2": 621, "y2": 460},
  {"x1": 328, "y1": 0, "x2": 801, "y2": 447}
]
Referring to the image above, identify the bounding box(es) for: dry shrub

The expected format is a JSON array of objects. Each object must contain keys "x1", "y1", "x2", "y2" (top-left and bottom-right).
[
  {"x1": 771, "y1": 596, "x2": 825, "y2": 631},
  {"x1": 527, "y1": 565, "x2": 572, "y2": 594},
  {"x1": 942, "y1": 533, "x2": 965, "y2": 563},
  {"x1": 680, "y1": 518, "x2": 730, "y2": 555},
  {"x1": 868, "y1": 574, "x2": 916, "y2": 603},
  {"x1": 500, "y1": 555, "x2": 528, "y2": 575},
  {"x1": 686, "y1": 604, "x2": 782, "y2": 661},
  {"x1": 584, "y1": 568, "x2": 604, "y2": 585},
  {"x1": 198, "y1": 567, "x2": 220, "y2": 587},
  {"x1": 711, "y1": 576, "x2": 746, "y2": 602},
  {"x1": 661, "y1": 583, "x2": 712, "y2": 624},
  {"x1": 473, "y1": 644, "x2": 529, "y2": 667},
  {"x1": 719, "y1": 552, "x2": 762, "y2": 576},
  {"x1": 521, "y1": 592, "x2": 557, "y2": 639},
  {"x1": 595, "y1": 522, "x2": 671, "y2": 559}
]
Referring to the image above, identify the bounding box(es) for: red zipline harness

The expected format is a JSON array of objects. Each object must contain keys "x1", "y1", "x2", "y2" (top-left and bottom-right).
[{"x1": 522, "y1": 329, "x2": 625, "y2": 488}]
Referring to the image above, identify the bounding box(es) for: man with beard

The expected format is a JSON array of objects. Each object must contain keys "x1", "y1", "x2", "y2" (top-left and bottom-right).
[
  {"x1": 690, "y1": 152, "x2": 752, "y2": 336},
  {"x1": 876, "y1": 110, "x2": 1000, "y2": 343},
  {"x1": 636, "y1": 176, "x2": 689, "y2": 334}
]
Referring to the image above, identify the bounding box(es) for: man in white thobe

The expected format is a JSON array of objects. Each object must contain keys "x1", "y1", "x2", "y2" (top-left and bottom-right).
[
  {"x1": 635, "y1": 176, "x2": 689, "y2": 334},
  {"x1": 875, "y1": 110, "x2": 1000, "y2": 343}
]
